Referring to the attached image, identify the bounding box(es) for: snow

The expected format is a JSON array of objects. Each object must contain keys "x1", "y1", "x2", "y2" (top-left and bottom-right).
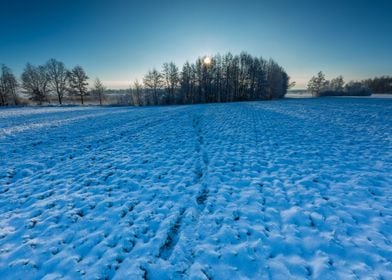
[{"x1": 0, "y1": 97, "x2": 391, "y2": 279}]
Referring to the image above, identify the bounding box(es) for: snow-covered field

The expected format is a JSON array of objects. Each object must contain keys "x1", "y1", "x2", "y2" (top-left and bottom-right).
[{"x1": 1, "y1": 98, "x2": 391, "y2": 279}]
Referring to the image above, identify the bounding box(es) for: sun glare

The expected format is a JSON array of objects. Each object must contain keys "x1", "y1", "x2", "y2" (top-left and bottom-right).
[{"x1": 203, "y1": 56, "x2": 212, "y2": 65}]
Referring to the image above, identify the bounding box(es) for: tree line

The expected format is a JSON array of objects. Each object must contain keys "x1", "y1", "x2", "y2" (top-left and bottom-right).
[
  {"x1": 307, "y1": 71, "x2": 370, "y2": 97},
  {"x1": 137, "y1": 52, "x2": 292, "y2": 106},
  {"x1": 0, "y1": 59, "x2": 96, "y2": 106},
  {"x1": 362, "y1": 76, "x2": 392, "y2": 94},
  {"x1": 0, "y1": 52, "x2": 291, "y2": 106}
]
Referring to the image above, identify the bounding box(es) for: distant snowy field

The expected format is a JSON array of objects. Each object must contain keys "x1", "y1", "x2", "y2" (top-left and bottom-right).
[{"x1": 1, "y1": 98, "x2": 391, "y2": 279}]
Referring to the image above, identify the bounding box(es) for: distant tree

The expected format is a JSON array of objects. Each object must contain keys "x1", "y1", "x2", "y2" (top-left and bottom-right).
[
  {"x1": 344, "y1": 81, "x2": 371, "y2": 96},
  {"x1": 329, "y1": 75, "x2": 345, "y2": 92},
  {"x1": 2, "y1": 52, "x2": 291, "y2": 106},
  {"x1": 180, "y1": 63, "x2": 190, "y2": 104},
  {"x1": 307, "y1": 71, "x2": 328, "y2": 97},
  {"x1": 212, "y1": 54, "x2": 223, "y2": 102},
  {"x1": 363, "y1": 76, "x2": 392, "y2": 93},
  {"x1": 93, "y1": 78, "x2": 105, "y2": 105},
  {"x1": 0, "y1": 65, "x2": 19, "y2": 105},
  {"x1": 68, "y1": 66, "x2": 89, "y2": 105},
  {"x1": 143, "y1": 69, "x2": 163, "y2": 105},
  {"x1": 288, "y1": 80, "x2": 296, "y2": 89},
  {"x1": 195, "y1": 58, "x2": 204, "y2": 103},
  {"x1": 162, "y1": 62, "x2": 180, "y2": 103},
  {"x1": 178, "y1": 52, "x2": 288, "y2": 103},
  {"x1": 0, "y1": 66, "x2": 8, "y2": 106},
  {"x1": 221, "y1": 53, "x2": 232, "y2": 102},
  {"x1": 180, "y1": 61, "x2": 196, "y2": 103},
  {"x1": 132, "y1": 79, "x2": 143, "y2": 105},
  {"x1": 265, "y1": 59, "x2": 287, "y2": 99},
  {"x1": 310, "y1": 72, "x2": 373, "y2": 97},
  {"x1": 238, "y1": 52, "x2": 252, "y2": 100},
  {"x1": 253, "y1": 57, "x2": 268, "y2": 99},
  {"x1": 46, "y1": 58, "x2": 68, "y2": 105},
  {"x1": 21, "y1": 63, "x2": 50, "y2": 104}
]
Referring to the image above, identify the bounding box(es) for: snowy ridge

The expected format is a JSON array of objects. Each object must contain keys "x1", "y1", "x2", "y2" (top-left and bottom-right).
[{"x1": 0, "y1": 98, "x2": 391, "y2": 279}]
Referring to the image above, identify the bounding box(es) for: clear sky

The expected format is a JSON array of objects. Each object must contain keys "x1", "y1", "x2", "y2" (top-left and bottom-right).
[{"x1": 1, "y1": 0, "x2": 391, "y2": 89}]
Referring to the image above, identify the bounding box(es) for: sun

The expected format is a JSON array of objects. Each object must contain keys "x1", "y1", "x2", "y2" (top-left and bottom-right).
[{"x1": 203, "y1": 56, "x2": 212, "y2": 65}]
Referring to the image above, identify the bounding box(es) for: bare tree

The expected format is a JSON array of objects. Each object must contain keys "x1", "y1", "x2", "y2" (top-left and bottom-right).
[
  {"x1": 265, "y1": 59, "x2": 286, "y2": 99},
  {"x1": 132, "y1": 79, "x2": 143, "y2": 105},
  {"x1": 180, "y1": 61, "x2": 194, "y2": 104},
  {"x1": 329, "y1": 75, "x2": 344, "y2": 92},
  {"x1": 288, "y1": 80, "x2": 296, "y2": 89},
  {"x1": 68, "y1": 66, "x2": 89, "y2": 105},
  {"x1": 180, "y1": 52, "x2": 287, "y2": 104},
  {"x1": 307, "y1": 71, "x2": 328, "y2": 97},
  {"x1": 0, "y1": 65, "x2": 19, "y2": 105},
  {"x1": 46, "y1": 58, "x2": 68, "y2": 105},
  {"x1": 93, "y1": 78, "x2": 105, "y2": 105},
  {"x1": 21, "y1": 63, "x2": 49, "y2": 104},
  {"x1": 162, "y1": 62, "x2": 180, "y2": 103},
  {"x1": 143, "y1": 68, "x2": 163, "y2": 105},
  {"x1": 363, "y1": 76, "x2": 392, "y2": 93},
  {"x1": 344, "y1": 81, "x2": 371, "y2": 96}
]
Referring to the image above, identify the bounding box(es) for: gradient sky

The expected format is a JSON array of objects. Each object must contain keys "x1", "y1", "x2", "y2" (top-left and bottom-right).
[{"x1": 1, "y1": 0, "x2": 391, "y2": 89}]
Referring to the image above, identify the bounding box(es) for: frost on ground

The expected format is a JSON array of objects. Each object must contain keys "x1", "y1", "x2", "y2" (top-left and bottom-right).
[{"x1": 0, "y1": 98, "x2": 391, "y2": 279}]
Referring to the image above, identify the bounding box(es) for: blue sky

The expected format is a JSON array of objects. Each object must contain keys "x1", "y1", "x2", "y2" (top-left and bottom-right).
[{"x1": 0, "y1": 0, "x2": 391, "y2": 89}]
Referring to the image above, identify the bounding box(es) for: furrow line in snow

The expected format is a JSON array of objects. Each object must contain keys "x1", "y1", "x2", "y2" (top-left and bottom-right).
[
  {"x1": 158, "y1": 208, "x2": 186, "y2": 260},
  {"x1": 156, "y1": 113, "x2": 210, "y2": 265},
  {"x1": 193, "y1": 114, "x2": 210, "y2": 210},
  {"x1": 0, "y1": 109, "x2": 130, "y2": 138}
]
